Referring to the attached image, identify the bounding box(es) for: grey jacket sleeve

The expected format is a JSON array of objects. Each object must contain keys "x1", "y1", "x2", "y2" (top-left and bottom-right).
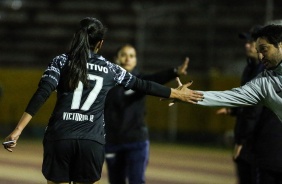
[
  {"x1": 196, "y1": 76, "x2": 282, "y2": 122},
  {"x1": 197, "y1": 82, "x2": 264, "y2": 107}
]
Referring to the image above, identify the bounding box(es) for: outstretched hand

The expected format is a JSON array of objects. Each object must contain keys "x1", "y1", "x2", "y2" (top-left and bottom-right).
[{"x1": 162, "y1": 77, "x2": 203, "y2": 106}]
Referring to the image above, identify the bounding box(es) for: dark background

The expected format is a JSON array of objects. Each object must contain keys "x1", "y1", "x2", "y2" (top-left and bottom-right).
[
  {"x1": 1, "y1": 0, "x2": 281, "y2": 72},
  {"x1": 0, "y1": 0, "x2": 281, "y2": 145}
]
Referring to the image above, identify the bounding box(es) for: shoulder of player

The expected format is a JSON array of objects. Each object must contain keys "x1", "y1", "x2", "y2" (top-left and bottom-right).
[
  {"x1": 52, "y1": 53, "x2": 68, "y2": 62},
  {"x1": 49, "y1": 53, "x2": 68, "y2": 69}
]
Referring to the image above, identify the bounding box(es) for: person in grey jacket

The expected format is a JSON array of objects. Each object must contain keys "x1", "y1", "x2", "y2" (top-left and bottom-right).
[
  {"x1": 167, "y1": 23, "x2": 282, "y2": 184},
  {"x1": 194, "y1": 24, "x2": 282, "y2": 121}
]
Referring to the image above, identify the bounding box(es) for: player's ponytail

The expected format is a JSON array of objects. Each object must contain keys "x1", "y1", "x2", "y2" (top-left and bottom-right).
[{"x1": 66, "y1": 17, "x2": 107, "y2": 90}]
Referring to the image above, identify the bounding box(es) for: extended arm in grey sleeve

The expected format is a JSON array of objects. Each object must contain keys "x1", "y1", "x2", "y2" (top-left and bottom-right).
[
  {"x1": 196, "y1": 78, "x2": 282, "y2": 122},
  {"x1": 197, "y1": 81, "x2": 264, "y2": 107}
]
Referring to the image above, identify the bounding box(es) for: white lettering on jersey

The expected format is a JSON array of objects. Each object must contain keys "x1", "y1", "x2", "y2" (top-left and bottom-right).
[
  {"x1": 71, "y1": 75, "x2": 103, "y2": 111},
  {"x1": 87, "y1": 63, "x2": 108, "y2": 73},
  {"x1": 63, "y1": 112, "x2": 94, "y2": 122}
]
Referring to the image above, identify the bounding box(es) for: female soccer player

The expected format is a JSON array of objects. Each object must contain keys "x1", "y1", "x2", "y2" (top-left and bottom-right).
[{"x1": 3, "y1": 17, "x2": 203, "y2": 184}]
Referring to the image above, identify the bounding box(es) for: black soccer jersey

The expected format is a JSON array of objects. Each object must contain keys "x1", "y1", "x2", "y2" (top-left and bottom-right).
[
  {"x1": 41, "y1": 53, "x2": 137, "y2": 144},
  {"x1": 26, "y1": 51, "x2": 171, "y2": 145},
  {"x1": 104, "y1": 68, "x2": 178, "y2": 144}
]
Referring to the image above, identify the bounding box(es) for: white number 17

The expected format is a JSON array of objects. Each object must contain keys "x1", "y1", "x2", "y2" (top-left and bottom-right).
[{"x1": 71, "y1": 74, "x2": 103, "y2": 111}]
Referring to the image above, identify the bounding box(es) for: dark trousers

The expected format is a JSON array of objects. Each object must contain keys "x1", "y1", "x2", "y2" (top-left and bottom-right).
[
  {"x1": 105, "y1": 141, "x2": 149, "y2": 184},
  {"x1": 256, "y1": 168, "x2": 282, "y2": 184},
  {"x1": 235, "y1": 159, "x2": 256, "y2": 184}
]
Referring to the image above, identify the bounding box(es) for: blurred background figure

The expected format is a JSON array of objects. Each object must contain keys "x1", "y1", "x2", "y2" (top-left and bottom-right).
[
  {"x1": 104, "y1": 44, "x2": 188, "y2": 184},
  {"x1": 216, "y1": 25, "x2": 264, "y2": 184}
]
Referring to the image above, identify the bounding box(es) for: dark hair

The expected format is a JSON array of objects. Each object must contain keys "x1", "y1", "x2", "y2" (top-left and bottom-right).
[
  {"x1": 115, "y1": 43, "x2": 135, "y2": 55},
  {"x1": 66, "y1": 17, "x2": 107, "y2": 90},
  {"x1": 113, "y1": 44, "x2": 136, "y2": 64},
  {"x1": 252, "y1": 24, "x2": 282, "y2": 47}
]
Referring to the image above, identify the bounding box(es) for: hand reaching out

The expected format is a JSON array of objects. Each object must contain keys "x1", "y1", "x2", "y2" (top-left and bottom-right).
[{"x1": 164, "y1": 77, "x2": 203, "y2": 105}]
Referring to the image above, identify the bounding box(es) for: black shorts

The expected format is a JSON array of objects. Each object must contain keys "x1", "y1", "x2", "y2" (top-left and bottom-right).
[{"x1": 42, "y1": 139, "x2": 105, "y2": 183}]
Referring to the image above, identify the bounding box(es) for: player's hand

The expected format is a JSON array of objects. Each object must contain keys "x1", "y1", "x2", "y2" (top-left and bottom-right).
[
  {"x1": 177, "y1": 57, "x2": 189, "y2": 76},
  {"x1": 3, "y1": 130, "x2": 20, "y2": 152},
  {"x1": 162, "y1": 77, "x2": 203, "y2": 105}
]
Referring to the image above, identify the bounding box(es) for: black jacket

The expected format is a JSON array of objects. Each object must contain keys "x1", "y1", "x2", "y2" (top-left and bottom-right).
[
  {"x1": 254, "y1": 107, "x2": 282, "y2": 171},
  {"x1": 104, "y1": 68, "x2": 178, "y2": 144},
  {"x1": 234, "y1": 59, "x2": 264, "y2": 142},
  {"x1": 233, "y1": 59, "x2": 264, "y2": 163}
]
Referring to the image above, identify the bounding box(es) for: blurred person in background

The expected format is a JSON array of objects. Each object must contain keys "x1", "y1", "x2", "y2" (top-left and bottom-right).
[
  {"x1": 3, "y1": 17, "x2": 202, "y2": 184},
  {"x1": 104, "y1": 44, "x2": 189, "y2": 184},
  {"x1": 216, "y1": 25, "x2": 264, "y2": 184}
]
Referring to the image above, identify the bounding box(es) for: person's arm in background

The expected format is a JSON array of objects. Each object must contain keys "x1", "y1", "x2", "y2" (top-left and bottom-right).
[
  {"x1": 216, "y1": 105, "x2": 264, "y2": 160},
  {"x1": 142, "y1": 57, "x2": 189, "y2": 84},
  {"x1": 112, "y1": 60, "x2": 203, "y2": 103},
  {"x1": 233, "y1": 105, "x2": 263, "y2": 159},
  {"x1": 213, "y1": 89, "x2": 263, "y2": 159},
  {"x1": 216, "y1": 107, "x2": 239, "y2": 116}
]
